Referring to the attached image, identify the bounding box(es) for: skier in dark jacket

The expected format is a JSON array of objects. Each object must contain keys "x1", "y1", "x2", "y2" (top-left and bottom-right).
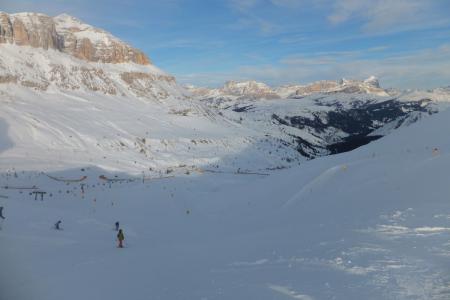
[
  {"x1": 0, "y1": 206, "x2": 4, "y2": 230},
  {"x1": 115, "y1": 221, "x2": 120, "y2": 231},
  {"x1": 54, "y1": 220, "x2": 62, "y2": 230},
  {"x1": 117, "y1": 229, "x2": 125, "y2": 248}
]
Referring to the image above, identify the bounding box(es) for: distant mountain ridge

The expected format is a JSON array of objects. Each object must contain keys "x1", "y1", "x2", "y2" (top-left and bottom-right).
[{"x1": 186, "y1": 76, "x2": 388, "y2": 104}]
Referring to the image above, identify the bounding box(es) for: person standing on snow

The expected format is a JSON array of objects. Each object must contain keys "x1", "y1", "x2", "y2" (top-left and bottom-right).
[
  {"x1": 117, "y1": 229, "x2": 125, "y2": 248},
  {"x1": 115, "y1": 221, "x2": 120, "y2": 231}
]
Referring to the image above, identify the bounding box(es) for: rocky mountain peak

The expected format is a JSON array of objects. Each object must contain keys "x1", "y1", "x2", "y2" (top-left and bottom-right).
[
  {"x1": 0, "y1": 12, "x2": 150, "y2": 65},
  {"x1": 53, "y1": 13, "x2": 150, "y2": 65},
  {"x1": 364, "y1": 76, "x2": 380, "y2": 88}
]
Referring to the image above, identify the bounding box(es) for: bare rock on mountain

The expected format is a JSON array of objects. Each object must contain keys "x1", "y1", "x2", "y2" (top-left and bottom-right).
[
  {"x1": 221, "y1": 80, "x2": 279, "y2": 99},
  {"x1": 53, "y1": 14, "x2": 150, "y2": 65},
  {"x1": 292, "y1": 77, "x2": 388, "y2": 97},
  {"x1": 294, "y1": 81, "x2": 340, "y2": 96},
  {"x1": 120, "y1": 72, "x2": 176, "y2": 98},
  {"x1": 0, "y1": 12, "x2": 14, "y2": 43},
  {"x1": 0, "y1": 12, "x2": 150, "y2": 65},
  {"x1": 0, "y1": 12, "x2": 62, "y2": 50},
  {"x1": 364, "y1": 75, "x2": 380, "y2": 88}
]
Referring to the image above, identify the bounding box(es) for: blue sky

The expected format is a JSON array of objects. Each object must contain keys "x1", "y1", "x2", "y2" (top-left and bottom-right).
[{"x1": 2, "y1": 0, "x2": 450, "y2": 88}]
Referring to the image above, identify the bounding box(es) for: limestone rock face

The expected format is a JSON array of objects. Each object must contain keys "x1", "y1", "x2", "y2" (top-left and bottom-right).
[
  {"x1": 295, "y1": 81, "x2": 340, "y2": 95},
  {"x1": 0, "y1": 12, "x2": 14, "y2": 44},
  {"x1": 53, "y1": 13, "x2": 150, "y2": 65},
  {"x1": 0, "y1": 12, "x2": 151, "y2": 65},
  {"x1": 0, "y1": 12, "x2": 62, "y2": 50}
]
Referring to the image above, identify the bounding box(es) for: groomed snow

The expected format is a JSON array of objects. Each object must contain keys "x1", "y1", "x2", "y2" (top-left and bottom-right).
[{"x1": 1, "y1": 106, "x2": 450, "y2": 299}]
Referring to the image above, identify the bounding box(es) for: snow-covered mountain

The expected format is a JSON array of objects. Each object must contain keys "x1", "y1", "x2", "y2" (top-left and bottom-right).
[
  {"x1": 0, "y1": 12, "x2": 181, "y2": 99},
  {"x1": 186, "y1": 80, "x2": 281, "y2": 103},
  {"x1": 187, "y1": 78, "x2": 450, "y2": 158},
  {"x1": 186, "y1": 76, "x2": 389, "y2": 104},
  {"x1": 0, "y1": 11, "x2": 449, "y2": 176},
  {"x1": 0, "y1": 12, "x2": 305, "y2": 173},
  {"x1": 0, "y1": 12, "x2": 149, "y2": 64}
]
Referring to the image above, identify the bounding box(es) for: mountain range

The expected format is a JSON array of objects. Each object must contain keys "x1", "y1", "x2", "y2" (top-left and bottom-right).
[{"x1": 0, "y1": 12, "x2": 449, "y2": 175}]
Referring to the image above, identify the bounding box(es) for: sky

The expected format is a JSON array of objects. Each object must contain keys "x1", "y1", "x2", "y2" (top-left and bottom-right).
[{"x1": 1, "y1": 0, "x2": 450, "y2": 89}]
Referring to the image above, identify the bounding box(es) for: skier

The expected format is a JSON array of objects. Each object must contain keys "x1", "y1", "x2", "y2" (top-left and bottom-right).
[
  {"x1": 0, "y1": 206, "x2": 4, "y2": 230},
  {"x1": 117, "y1": 229, "x2": 125, "y2": 248},
  {"x1": 115, "y1": 221, "x2": 120, "y2": 231},
  {"x1": 54, "y1": 220, "x2": 62, "y2": 230}
]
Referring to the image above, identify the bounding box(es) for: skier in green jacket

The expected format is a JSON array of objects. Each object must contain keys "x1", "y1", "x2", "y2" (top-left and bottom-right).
[{"x1": 117, "y1": 229, "x2": 125, "y2": 248}]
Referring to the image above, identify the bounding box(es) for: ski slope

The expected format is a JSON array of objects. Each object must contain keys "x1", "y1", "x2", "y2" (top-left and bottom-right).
[{"x1": 1, "y1": 106, "x2": 450, "y2": 299}]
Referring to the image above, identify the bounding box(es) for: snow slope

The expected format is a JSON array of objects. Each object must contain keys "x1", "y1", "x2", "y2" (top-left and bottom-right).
[
  {"x1": 1, "y1": 105, "x2": 450, "y2": 299},
  {"x1": 0, "y1": 43, "x2": 303, "y2": 173}
]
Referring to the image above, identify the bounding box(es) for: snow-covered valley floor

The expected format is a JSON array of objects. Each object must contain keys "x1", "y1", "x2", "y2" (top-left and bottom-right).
[{"x1": 1, "y1": 108, "x2": 450, "y2": 300}]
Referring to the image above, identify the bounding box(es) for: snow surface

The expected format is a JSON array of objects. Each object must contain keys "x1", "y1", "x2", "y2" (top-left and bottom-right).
[{"x1": 1, "y1": 104, "x2": 450, "y2": 299}]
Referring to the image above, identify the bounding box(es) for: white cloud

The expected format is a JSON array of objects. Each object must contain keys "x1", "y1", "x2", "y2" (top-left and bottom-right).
[
  {"x1": 328, "y1": 0, "x2": 447, "y2": 34},
  {"x1": 270, "y1": 0, "x2": 303, "y2": 8},
  {"x1": 229, "y1": 0, "x2": 260, "y2": 12}
]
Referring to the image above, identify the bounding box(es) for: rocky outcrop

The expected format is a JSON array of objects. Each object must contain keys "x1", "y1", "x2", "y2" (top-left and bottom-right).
[
  {"x1": 290, "y1": 77, "x2": 387, "y2": 97},
  {"x1": 53, "y1": 13, "x2": 150, "y2": 65},
  {"x1": 120, "y1": 72, "x2": 176, "y2": 98},
  {"x1": 294, "y1": 81, "x2": 340, "y2": 95},
  {"x1": 0, "y1": 13, "x2": 13, "y2": 43},
  {"x1": 0, "y1": 12, "x2": 150, "y2": 65},
  {"x1": 0, "y1": 12, "x2": 62, "y2": 50}
]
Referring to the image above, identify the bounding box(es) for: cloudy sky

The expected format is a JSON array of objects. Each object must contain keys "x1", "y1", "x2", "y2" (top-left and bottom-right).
[{"x1": 2, "y1": 0, "x2": 450, "y2": 88}]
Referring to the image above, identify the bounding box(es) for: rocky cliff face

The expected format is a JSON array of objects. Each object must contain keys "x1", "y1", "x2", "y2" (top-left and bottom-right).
[
  {"x1": 0, "y1": 12, "x2": 183, "y2": 101},
  {"x1": 53, "y1": 14, "x2": 150, "y2": 65},
  {"x1": 0, "y1": 12, "x2": 62, "y2": 49},
  {"x1": 0, "y1": 12, "x2": 150, "y2": 65}
]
